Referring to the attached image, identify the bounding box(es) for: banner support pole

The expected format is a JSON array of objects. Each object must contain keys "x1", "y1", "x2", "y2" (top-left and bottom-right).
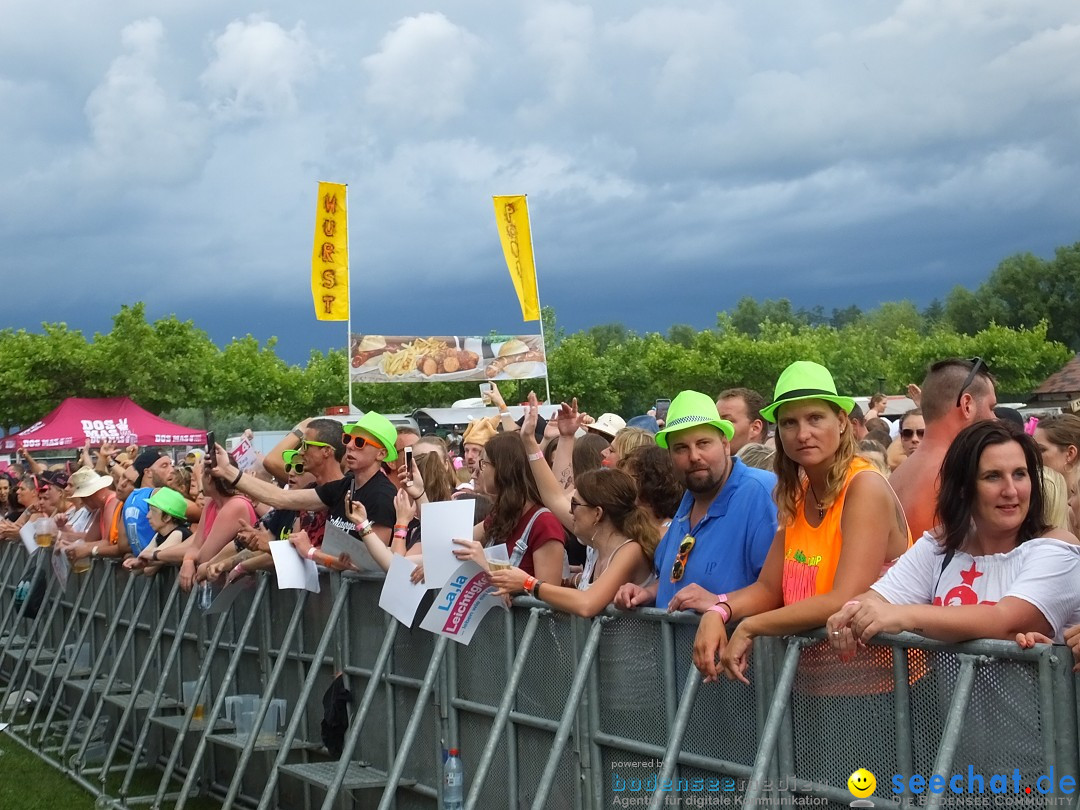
[
  {"x1": 345, "y1": 184, "x2": 354, "y2": 413},
  {"x1": 522, "y1": 195, "x2": 552, "y2": 406}
]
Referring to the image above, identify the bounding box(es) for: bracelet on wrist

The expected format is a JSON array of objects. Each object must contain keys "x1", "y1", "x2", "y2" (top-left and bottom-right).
[
  {"x1": 394, "y1": 523, "x2": 409, "y2": 530},
  {"x1": 708, "y1": 601, "x2": 732, "y2": 623},
  {"x1": 523, "y1": 575, "x2": 536, "y2": 594},
  {"x1": 531, "y1": 579, "x2": 544, "y2": 598},
  {"x1": 292, "y1": 428, "x2": 304, "y2": 440},
  {"x1": 235, "y1": 562, "x2": 246, "y2": 574},
  {"x1": 306, "y1": 546, "x2": 317, "y2": 560},
  {"x1": 526, "y1": 451, "x2": 543, "y2": 462},
  {"x1": 229, "y1": 467, "x2": 244, "y2": 488},
  {"x1": 355, "y1": 519, "x2": 374, "y2": 536}
]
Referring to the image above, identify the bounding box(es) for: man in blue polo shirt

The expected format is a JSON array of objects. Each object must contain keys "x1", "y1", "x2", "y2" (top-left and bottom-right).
[{"x1": 615, "y1": 390, "x2": 778, "y2": 613}]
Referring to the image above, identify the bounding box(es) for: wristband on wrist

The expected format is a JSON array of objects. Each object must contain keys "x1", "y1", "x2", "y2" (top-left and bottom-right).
[
  {"x1": 523, "y1": 575, "x2": 536, "y2": 595},
  {"x1": 708, "y1": 594, "x2": 732, "y2": 623},
  {"x1": 393, "y1": 529, "x2": 408, "y2": 539},
  {"x1": 394, "y1": 523, "x2": 409, "y2": 530},
  {"x1": 531, "y1": 579, "x2": 544, "y2": 598},
  {"x1": 306, "y1": 546, "x2": 317, "y2": 560},
  {"x1": 229, "y1": 467, "x2": 244, "y2": 488},
  {"x1": 235, "y1": 562, "x2": 246, "y2": 574},
  {"x1": 355, "y1": 519, "x2": 374, "y2": 536},
  {"x1": 526, "y1": 451, "x2": 543, "y2": 462},
  {"x1": 292, "y1": 428, "x2": 304, "y2": 440}
]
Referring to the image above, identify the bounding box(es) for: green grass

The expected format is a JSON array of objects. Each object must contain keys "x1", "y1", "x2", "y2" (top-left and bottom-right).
[{"x1": 0, "y1": 728, "x2": 225, "y2": 810}]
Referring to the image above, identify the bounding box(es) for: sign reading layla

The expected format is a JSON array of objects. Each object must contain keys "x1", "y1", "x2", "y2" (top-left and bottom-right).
[
  {"x1": 349, "y1": 334, "x2": 545, "y2": 383},
  {"x1": 419, "y1": 561, "x2": 506, "y2": 645}
]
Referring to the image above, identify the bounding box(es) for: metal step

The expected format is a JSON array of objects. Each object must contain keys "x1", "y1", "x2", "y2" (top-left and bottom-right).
[
  {"x1": 66, "y1": 677, "x2": 129, "y2": 694},
  {"x1": 31, "y1": 662, "x2": 90, "y2": 679},
  {"x1": 278, "y1": 760, "x2": 415, "y2": 791},
  {"x1": 102, "y1": 690, "x2": 181, "y2": 711},
  {"x1": 205, "y1": 731, "x2": 323, "y2": 753},
  {"x1": 150, "y1": 714, "x2": 234, "y2": 733}
]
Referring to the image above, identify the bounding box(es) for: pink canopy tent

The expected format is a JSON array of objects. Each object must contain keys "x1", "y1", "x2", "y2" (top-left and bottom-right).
[{"x1": 2, "y1": 397, "x2": 206, "y2": 451}]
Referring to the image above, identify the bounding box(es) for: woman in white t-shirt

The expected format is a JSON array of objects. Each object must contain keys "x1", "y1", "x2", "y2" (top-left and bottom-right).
[{"x1": 826, "y1": 420, "x2": 1080, "y2": 649}]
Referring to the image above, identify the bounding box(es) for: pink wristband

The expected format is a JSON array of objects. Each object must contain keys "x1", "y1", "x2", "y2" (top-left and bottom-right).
[
  {"x1": 526, "y1": 451, "x2": 543, "y2": 462},
  {"x1": 306, "y1": 546, "x2": 317, "y2": 560},
  {"x1": 235, "y1": 562, "x2": 246, "y2": 574},
  {"x1": 708, "y1": 601, "x2": 731, "y2": 622}
]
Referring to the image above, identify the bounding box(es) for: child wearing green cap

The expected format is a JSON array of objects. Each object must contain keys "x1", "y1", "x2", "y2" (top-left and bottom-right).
[{"x1": 124, "y1": 488, "x2": 192, "y2": 574}]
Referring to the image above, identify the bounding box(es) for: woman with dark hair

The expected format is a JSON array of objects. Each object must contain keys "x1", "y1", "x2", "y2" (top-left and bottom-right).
[
  {"x1": 451, "y1": 431, "x2": 565, "y2": 582},
  {"x1": 827, "y1": 420, "x2": 1080, "y2": 648},
  {"x1": 693, "y1": 361, "x2": 911, "y2": 684},
  {"x1": 616, "y1": 444, "x2": 682, "y2": 532},
  {"x1": 490, "y1": 467, "x2": 658, "y2": 616}
]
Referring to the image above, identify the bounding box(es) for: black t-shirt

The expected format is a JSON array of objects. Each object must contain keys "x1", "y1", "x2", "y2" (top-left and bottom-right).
[{"x1": 316, "y1": 471, "x2": 397, "y2": 539}]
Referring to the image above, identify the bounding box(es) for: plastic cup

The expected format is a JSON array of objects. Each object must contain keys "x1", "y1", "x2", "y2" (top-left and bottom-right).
[
  {"x1": 35, "y1": 517, "x2": 57, "y2": 548},
  {"x1": 72, "y1": 540, "x2": 91, "y2": 574}
]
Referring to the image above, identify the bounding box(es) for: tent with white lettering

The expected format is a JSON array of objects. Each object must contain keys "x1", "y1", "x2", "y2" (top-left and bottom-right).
[{"x1": 2, "y1": 397, "x2": 207, "y2": 451}]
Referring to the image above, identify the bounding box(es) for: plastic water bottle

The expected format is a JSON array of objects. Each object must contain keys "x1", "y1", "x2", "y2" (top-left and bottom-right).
[{"x1": 443, "y1": 748, "x2": 464, "y2": 809}]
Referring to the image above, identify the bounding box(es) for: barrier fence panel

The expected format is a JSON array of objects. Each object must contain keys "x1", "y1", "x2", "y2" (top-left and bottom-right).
[{"x1": 2, "y1": 559, "x2": 1080, "y2": 809}]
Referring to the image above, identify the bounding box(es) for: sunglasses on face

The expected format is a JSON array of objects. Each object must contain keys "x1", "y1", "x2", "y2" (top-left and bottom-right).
[
  {"x1": 340, "y1": 433, "x2": 381, "y2": 451},
  {"x1": 569, "y1": 497, "x2": 592, "y2": 513},
  {"x1": 901, "y1": 428, "x2": 925, "y2": 440},
  {"x1": 284, "y1": 462, "x2": 305, "y2": 474},
  {"x1": 670, "y1": 534, "x2": 696, "y2": 582},
  {"x1": 300, "y1": 439, "x2": 331, "y2": 452}
]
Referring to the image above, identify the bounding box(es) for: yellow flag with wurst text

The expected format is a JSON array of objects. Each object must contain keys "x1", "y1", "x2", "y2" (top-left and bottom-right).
[
  {"x1": 311, "y1": 182, "x2": 349, "y2": 321},
  {"x1": 492, "y1": 195, "x2": 540, "y2": 321}
]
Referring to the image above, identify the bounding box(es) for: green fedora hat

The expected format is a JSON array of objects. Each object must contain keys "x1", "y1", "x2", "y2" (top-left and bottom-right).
[
  {"x1": 760, "y1": 360, "x2": 855, "y2": 423},
  {"x1": 343, "y1": 411, "x2": 399, "y2": 462},
  {"x1": 655, "y1": 390, "x2": 735, "y2": 448}
]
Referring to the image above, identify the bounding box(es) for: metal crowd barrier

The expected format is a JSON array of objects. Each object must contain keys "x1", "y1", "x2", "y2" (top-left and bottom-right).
[{"x1": 1, "y1": 539, "x2": 1078, "y2": 810}]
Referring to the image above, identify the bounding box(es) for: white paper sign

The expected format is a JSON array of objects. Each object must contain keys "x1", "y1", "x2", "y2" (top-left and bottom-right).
[
  {"x1": 378, "y1": 555, "x2": 433, "y2": 626},
  {"x1": 420, "y1": 500, "x2": 476, "y2": 589},
  {"x1": 419, "y1": 561, "x2": 506, "y2": 645},
  {"x1": 206, "y1": 575, "x2": 256, "y2": 615},
  {"x1": 268, "y1": 540, "x2": 320, "y2": 592},
  {"x1": 19, "y1": 522, "x2": 38, "y2": 555},
  {"x1": 321, "y1": 523, "x2": 382, "y2": 573},
  {"x1": 51, "y1": 547, "x2": 71, "y2": 588},
  {"x1": 232, "y1": 437, "x2": 259, "y2": 472}
]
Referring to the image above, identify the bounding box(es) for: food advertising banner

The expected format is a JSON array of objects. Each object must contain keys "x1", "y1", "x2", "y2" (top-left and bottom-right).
[{"x1": 349, "y1": 334, "x2": 546, "y2": 383}]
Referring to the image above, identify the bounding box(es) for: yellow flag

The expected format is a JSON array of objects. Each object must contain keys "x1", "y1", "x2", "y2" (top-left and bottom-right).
[
  {"x1": 311, "y1": 182, "x2": 349, "y2": 321},
  {"x1": 493, "y1": 195, "x2": 540, "y2": 321}
]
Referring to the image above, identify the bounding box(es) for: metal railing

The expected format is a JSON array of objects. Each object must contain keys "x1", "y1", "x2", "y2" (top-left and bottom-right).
[{"x1": 1, "y1": 540, "x2": 1078, "y2": 810}]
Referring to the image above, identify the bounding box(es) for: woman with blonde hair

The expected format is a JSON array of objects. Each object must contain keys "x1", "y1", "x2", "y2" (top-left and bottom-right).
[
  {"x1": 1032, "y1": 413, "x2": 1080, "y2": 534},
  {"x1": 693, "y1": 360, "x2": 910, "y2": 684}
]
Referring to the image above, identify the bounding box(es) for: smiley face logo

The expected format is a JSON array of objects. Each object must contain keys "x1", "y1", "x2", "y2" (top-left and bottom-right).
[{"x1": 847, "y1": 768, "x2": 876, "y2": 798}]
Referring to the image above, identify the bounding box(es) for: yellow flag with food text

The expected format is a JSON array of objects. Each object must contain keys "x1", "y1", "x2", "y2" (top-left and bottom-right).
[
  {"x1": 492, "y1": 195, "x2": 540, "y2": 321},
  {"x1": 311, "y1": 182, "x2": 349, "y2": 321}
]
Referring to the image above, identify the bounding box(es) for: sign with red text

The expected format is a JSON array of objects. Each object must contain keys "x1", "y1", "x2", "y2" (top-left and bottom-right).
[{"x1": 419, "y1": 561, "x2": 507, "y2": 645}]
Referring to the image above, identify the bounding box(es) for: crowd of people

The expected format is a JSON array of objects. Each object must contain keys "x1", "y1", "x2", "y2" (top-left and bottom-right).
[{"x1": 5, "y1": 360, "x2": 1080, "y2": 684}]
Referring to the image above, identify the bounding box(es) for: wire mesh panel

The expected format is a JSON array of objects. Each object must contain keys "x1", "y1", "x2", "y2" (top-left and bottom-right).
[
  {"x1": 514, "y1": 610, "x2": 579, "y2": 723},
  {"x1": 594, "y1": 614, "x2": 668, "y2": 747},
  {"x1": 788, "y1": 640, "x2": 899, "y2": 792}
]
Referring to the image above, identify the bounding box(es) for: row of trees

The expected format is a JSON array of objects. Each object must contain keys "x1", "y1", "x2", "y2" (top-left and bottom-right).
[{"x1": 1, "y1": 242, "x2": 1077, "y2": 434}]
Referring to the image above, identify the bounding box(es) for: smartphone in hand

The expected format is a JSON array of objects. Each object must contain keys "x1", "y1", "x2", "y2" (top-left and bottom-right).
[
  {"x1": 206, "y1": 431, "x2": 216, "y2": 468},
  {"x1": 403, "y1": 445, "x2": 414, "y2": 477}
]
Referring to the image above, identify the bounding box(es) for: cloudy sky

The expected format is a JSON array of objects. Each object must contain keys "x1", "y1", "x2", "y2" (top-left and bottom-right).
[{"x1": 2, "y1": 1, "x2": 1079, "y2": 364}]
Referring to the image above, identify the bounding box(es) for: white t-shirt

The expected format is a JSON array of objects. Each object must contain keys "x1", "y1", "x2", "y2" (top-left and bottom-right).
[{"x1": 871, "y1": 533, "x2": 1080, "y2": 642}]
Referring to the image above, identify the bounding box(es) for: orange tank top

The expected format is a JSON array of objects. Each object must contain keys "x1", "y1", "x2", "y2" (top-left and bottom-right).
[
  {"x1": 782, "y1": 457, "x2": 918, "y2": 696},
  {"x1": 782, "y1": 457, "x2": 894, "y2": 604}
]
